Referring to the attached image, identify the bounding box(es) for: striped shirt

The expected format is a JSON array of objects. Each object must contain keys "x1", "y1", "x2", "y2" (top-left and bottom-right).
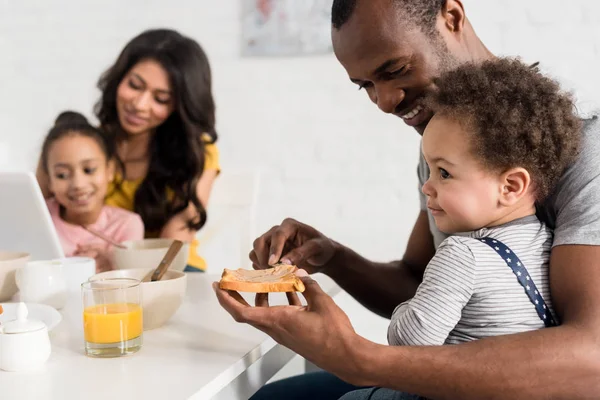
[{"x1": 388, "y1": 215, "x2": 556, "y2": 346}]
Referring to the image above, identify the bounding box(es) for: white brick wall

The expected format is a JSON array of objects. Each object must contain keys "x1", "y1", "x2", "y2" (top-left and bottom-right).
[{"x1": 0, "y1": 0, "x2": 598, "y2": 264}]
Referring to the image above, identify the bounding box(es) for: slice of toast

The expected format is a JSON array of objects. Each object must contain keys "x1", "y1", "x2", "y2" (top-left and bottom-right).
[{"x1": 219, "y1": 264, "x2": 305, "y2": 293}]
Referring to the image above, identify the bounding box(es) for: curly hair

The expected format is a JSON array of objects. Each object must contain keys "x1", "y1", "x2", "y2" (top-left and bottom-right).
[
  {"x1": 332, "y1": 0, "x2": 446, "y2": 36},
  {"x1": 426, "y1": 57, "x2": 581, "y2": 201}
]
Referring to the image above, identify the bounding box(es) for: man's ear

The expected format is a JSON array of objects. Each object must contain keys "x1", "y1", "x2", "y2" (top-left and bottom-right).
[
  {"x1": 441, "y1": 0, "x2": 466, "y2": 33},
  {"x1": 498, "y1": 167, "x2": 532, "y2": 207}
]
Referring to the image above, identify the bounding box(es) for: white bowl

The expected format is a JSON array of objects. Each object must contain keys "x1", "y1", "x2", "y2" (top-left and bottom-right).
[
  {"x1": 89, "y1": 268, "x2": 187, "y2": 330},
  {"x1": 0, "y1": 251, "x2": 30, "y2": 302},
  {"x1": 113, "y1": 239, "x2": 190, "y2": 272}
]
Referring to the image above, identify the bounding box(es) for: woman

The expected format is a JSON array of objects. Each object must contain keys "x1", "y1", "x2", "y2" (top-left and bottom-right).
[{"x1": 39, "y1": 29, "x2": 220, "y2": 271}]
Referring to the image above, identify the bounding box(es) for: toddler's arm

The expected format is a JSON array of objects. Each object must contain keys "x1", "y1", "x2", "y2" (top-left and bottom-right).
[{"x1": 388, "y1": 237, "x2": 476, "y2": 346}]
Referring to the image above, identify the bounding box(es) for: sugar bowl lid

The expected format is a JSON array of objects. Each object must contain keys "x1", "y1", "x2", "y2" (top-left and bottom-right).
[{"x1": 0, "y1": 303, "x2": 46, "y2": 334}]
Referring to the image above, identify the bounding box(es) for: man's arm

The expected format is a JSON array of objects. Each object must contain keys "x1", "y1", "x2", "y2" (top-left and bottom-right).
[
  {"x1": 325, "y1": 210, "x2": 436, "y2": 318},
  {"x1": 217, "y1": 244, "x2": 600, "y2": 399},
  {"x1": 356, "y1": 244, "x2": 600, "y2": 399}
]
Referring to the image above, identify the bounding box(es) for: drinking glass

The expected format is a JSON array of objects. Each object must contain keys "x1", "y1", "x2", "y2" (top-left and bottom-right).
[{"x1": 81, "y1": 278, "x2": 142, "y2": 357}]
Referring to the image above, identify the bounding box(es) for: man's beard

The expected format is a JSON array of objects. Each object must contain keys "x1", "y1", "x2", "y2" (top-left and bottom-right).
[{"x1": 432, "y1": 34, "x2": 460, "y2": 73}]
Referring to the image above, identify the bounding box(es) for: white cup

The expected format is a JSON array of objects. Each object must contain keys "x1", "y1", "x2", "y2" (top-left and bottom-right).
[
  {"x1": 57, "y1": 257, "x2": 96, "y2": 293},
  {"x1": 15, "y1": 260, "x2": 67, "y2": 309}
]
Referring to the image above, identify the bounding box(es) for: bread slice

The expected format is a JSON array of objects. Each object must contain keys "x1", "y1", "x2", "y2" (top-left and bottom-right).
[{"x1": 219, "y1": 264, "x2": 305, "y2": 293}]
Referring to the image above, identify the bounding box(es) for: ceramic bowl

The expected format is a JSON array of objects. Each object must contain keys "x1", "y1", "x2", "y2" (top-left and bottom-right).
[
  {"x1": 89, "y1": 268, "x2": 187, "y2": 330},
  {"x1": 113, "y1": 239, "x2": 189, "y2": 272}
]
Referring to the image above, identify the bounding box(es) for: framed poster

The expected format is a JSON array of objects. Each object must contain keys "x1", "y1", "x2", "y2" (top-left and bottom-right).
[{"x1": 242, "y1": 0, "x2": 333, "y2": 57}]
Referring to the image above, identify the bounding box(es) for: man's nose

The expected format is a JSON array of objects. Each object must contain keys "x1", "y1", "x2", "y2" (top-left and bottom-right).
[{"x1": 375, "y1": 85, "x2": 406, "y2": 114}]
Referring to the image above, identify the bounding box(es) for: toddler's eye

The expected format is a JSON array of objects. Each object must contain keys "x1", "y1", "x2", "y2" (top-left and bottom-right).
[{"x1": 439, "y1": 168, "x2": 451, "y2": 179}]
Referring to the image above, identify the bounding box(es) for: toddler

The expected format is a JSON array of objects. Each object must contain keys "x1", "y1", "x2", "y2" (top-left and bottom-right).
[{"x1": 388, "y1": 58, "x2": 581, "y2": 346}]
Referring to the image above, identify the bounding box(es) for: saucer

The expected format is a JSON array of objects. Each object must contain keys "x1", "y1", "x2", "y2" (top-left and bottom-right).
[{"x1": 0, "y1": 302, "x2": 62, "y2": 331}]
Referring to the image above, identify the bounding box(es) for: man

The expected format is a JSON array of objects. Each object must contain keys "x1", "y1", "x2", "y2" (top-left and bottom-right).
[{"x1": 215, "y1": 0, "x2": 600, "y2": 398}]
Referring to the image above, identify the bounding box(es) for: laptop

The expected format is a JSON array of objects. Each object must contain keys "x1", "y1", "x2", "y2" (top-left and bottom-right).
[{"x1": 0, "y1": 171, "x2": 64, "y2": 260}]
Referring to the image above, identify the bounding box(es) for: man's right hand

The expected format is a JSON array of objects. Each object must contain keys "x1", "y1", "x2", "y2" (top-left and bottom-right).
[
  {"x1": 249, "y1": 218, "x2": 338, "y2": 274},
  {"x1": 250, "y1": 211, "x2": 433, "y2": 318}
]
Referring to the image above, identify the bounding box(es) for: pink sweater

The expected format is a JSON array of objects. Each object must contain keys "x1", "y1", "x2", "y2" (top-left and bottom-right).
[{"x1": 46, "y1": 198, "x2": 144, "y2": 256}]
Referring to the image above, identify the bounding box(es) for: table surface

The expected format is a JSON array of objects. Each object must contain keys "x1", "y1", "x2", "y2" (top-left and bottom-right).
[{"x1": 0, "y1": 273, "x2": 339, "y2": 400}]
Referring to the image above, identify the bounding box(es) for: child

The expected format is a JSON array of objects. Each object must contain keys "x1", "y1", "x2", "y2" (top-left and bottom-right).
[
  {"x1": 41, "y1": 111, "x2": 144, "y2": 272},
  {"x1": 388, "y1": 58, "x2": 581, "y2": 347}
]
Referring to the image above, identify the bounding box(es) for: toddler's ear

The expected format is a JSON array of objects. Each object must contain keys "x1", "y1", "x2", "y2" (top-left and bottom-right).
[{"x1": 498, "y1": 167, "x2": 532, "y2": 207}]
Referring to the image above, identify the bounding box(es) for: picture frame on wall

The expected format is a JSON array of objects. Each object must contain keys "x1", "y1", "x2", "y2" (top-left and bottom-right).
[{"x1": 241, "y1": 0, "x2": 333, "y2": 57}]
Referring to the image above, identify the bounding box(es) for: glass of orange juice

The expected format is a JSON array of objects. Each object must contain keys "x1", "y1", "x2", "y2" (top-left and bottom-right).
[{"x1": 81, "y1": 278, "x2": 142, "y2": 357}]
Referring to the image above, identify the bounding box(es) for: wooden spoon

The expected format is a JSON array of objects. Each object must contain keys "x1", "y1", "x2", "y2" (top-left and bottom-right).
[{"x1": 142, "y1": 240, "x2": 184, "y2": 282}]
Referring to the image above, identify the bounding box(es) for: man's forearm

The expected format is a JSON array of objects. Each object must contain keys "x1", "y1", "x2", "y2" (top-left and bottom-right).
[
  {"x1": 324, "y1": 242, "x2": 423, "y2": 318},
  {"x1": 354, "y1": 325, "x2": 600, "y2": 399}
]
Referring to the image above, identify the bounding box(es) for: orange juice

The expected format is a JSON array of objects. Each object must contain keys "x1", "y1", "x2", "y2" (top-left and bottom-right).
[{"x1": 83, "y1": 303, "x2": 143, "y2": 344}]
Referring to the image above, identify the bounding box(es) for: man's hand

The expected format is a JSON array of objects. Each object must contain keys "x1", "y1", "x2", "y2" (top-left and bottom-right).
[
  {"x1": 213, "y1": 270, "x2": 368, "y2": 383},
  {"x1": 249, "y1": 212, "x2": 434, "y2": 318},
  {"x1": 249, "y1": 218, "x2": 338, "y2": 274}
]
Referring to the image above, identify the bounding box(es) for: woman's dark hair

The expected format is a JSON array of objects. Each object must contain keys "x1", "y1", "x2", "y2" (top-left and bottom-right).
[
  {"x1": 94, "y1": 29, "x2": 217, "y2": 232},
  {"x1": 41, "y1": 111, "x2": 115, "y2": 173},
  {"x1": 425, "y1": 57, "x2": 581, "y2": 201}
]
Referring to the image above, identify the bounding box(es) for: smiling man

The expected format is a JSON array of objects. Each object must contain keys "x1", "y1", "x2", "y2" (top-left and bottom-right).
[
  {"x1": 334, "y1": 0, "x2": 467, "y2": 131},
  {"x1": 215, "y1": 0, "x2": 600, "y2": 399}
]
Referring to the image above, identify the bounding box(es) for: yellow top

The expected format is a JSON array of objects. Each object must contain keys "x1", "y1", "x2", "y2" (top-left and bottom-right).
[{"x1": 105, "y1": 142, "x2": 219, "y2": 271}]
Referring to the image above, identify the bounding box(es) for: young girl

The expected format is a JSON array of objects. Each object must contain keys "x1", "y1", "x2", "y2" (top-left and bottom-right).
[
  {"x1": 387, "y1": 58, "x2": 581, "y2": 347},
  {"x1": 41, "y1": 111, "x2": 144, "y2": 272}
]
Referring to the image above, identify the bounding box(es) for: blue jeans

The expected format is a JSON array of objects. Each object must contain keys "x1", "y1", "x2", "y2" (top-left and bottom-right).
[
  {"x1": 250, "y1": 370, "x2": 364, "y2": 400},
  {"x1": 250, "y1": 370, "x2": 421, "y2": 400},
  {"x1": 339, "y1": 388, "x2": 422, "y2": 400},
  {"x1": 183, "y1": 265, "x2": 205, "y2": 272}
]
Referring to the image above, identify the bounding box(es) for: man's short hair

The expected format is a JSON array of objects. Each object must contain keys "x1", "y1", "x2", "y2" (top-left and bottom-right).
[{"x1": 331, "y1": 0, "x2": 447, "y2": 35}]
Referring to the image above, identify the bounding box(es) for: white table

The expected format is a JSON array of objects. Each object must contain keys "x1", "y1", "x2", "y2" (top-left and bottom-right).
[{"x1": 0, "y1": 273, "x2": 340, "y2": 400}]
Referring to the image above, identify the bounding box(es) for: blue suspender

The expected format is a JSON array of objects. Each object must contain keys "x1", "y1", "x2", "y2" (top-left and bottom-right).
[{"x1": 479, "y1": 237, "x2": 558, "y2": 328}]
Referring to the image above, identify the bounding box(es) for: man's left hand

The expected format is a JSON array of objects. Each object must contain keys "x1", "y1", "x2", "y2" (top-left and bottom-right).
[{"x1": 213, "y1": 270, "x2": 368, "y2": 384}]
